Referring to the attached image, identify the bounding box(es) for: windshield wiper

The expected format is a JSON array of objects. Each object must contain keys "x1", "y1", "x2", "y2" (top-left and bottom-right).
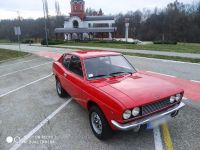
[
  {"x1": 109, "y1": 71, "x2": 133, "y2": 77},
  {"x1": 89, "y1": 74, "x2": 108, "y2": 79}
]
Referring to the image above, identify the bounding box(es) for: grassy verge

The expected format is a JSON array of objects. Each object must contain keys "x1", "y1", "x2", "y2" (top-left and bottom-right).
[
  {"x1": 0, "y1": 39, "x2": 11, "y2": 43},
  {"x1": 0, "y1": 49, "x2": 29, "y2": 61},
  {"x1": 60, "y1": 42, "x2": 200, "y2": 54},
  {"x1": 123, "y1": 52, "x2": 200, "y2": 63}
]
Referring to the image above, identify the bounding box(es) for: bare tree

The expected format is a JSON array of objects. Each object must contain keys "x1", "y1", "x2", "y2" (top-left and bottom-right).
[
  {"x1": 42, "y1": 0, "x2": 49, "y2": 46},
  {"x1": 55, "y1": 0, "x2": 61, "y2": 16},
  {"x1": 98, "y1": 9, "x2": 103, "y2": 16},
  {"x1": 86, "y1": 8, "x2": 104, "y2": 16},
  {"x1": 43, "y1": 0, "x2": 49, "y2": 18}
]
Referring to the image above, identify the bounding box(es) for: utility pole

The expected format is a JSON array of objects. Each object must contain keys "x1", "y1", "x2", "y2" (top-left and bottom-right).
[{"x1": 42, "y1": 0, "x2": 48, "y2": 47}]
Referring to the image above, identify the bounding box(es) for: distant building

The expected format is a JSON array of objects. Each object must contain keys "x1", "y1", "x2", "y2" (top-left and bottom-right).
[{"x1": 55, "y1": 0, "x2": 116, "y2": 40}]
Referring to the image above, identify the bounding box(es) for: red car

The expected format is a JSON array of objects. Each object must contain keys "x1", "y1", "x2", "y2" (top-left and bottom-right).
[{"x1": 52, "y1": 50, "x2": 185, "y2": 140}]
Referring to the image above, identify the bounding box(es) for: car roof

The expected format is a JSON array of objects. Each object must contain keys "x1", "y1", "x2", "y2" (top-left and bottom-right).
[{"x1": 68, "y1": 50, "x2": 121, "y2": 59}]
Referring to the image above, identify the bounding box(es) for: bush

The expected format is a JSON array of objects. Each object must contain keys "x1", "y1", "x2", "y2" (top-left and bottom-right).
[
  {"x1": 153, "y1": 40, "x2": 177, "y2": 45},
  {"x1": 41, "y1": 39, "x2": 65, "y2": 45},
  {"x1": 22, "y1": 39, "x2": 34, "y2": 44},
  {"x1": 96, "y1": 40, "x2": 137, "y2": 44}
]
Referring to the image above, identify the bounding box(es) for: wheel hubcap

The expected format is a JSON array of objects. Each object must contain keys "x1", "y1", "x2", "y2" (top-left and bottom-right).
[
  {"x1": 57, "y1": 81, "x2": 61, "y2": 95},
  {"x1": 91, "y1": 112, "x2": 102, "y2": 135}
]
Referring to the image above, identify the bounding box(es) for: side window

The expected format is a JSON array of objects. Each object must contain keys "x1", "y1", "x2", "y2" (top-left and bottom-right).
[
  {"x1": 62, "y1": 54, "x2": 71, "y2": 69},
  {"x1": 69, "y1": 55, "x2": 83, "y2": 77}
]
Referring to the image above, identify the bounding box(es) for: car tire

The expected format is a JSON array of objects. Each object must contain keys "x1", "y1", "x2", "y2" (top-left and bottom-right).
[
  {"x1": 56, "y1": 79, "x2": 66, "y2": 98},
  {"x1": 89, "y1": 106, "x2": 113, "y2": 140}
]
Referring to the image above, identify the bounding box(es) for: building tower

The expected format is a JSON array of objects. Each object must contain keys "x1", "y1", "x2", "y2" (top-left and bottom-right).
[{"x1": 70, "y1": 0, "x2": 86, "y2": 20}]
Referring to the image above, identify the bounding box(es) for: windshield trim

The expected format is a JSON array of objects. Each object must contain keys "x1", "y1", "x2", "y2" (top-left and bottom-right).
[{"x1": 83, "y1": 54, "x2": 137, "y2": 81}]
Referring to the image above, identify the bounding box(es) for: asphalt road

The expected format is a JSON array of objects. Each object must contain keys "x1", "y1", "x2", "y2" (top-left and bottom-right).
[
  {"x1": 0, "y1": 44, "x2": 200, "y2": 81},
  {"x1": 0, "y1": 44, "x2": 200, "y2": 150},
  {"x1": 126, "y1": 56, "x2": 200, "y2": 81},
  {"x1": 0, "y1": 56, "x2": 154, "y2": 150}
]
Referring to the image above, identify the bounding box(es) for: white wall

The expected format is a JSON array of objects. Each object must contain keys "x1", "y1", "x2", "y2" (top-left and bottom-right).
[{"x1": 64, "y1": 16, "x2": 115, "y2": 29}]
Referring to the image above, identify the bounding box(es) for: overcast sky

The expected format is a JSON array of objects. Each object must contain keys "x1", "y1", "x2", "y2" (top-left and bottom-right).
[{"x1": 0, "y1": 0, "x2": 197, "y2": 19}]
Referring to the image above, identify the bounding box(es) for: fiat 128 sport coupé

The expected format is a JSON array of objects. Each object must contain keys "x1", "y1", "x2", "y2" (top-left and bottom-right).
[{"x1": 52, "y1": 50, "x2": 185, "y2": 140}]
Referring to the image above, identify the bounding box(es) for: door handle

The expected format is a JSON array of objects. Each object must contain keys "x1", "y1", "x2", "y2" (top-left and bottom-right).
[{"x1": 64, "y1": 73, "x2": 67, "y2": 77}]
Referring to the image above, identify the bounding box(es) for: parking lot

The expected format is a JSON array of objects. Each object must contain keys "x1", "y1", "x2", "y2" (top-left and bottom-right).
[{"x1": 0, "y1": 47, "x2": 200, "y2": 150}]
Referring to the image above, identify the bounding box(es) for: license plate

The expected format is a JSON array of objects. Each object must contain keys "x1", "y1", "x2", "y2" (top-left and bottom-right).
[{"x1": 147, "y1": 115, "x2": 171, "y2": 129}]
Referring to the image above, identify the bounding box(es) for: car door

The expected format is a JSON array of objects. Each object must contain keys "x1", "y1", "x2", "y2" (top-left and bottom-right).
[
  {"x1": 62, "y1": 55, "x2": 88, "y2": 106},
  {"x1": 60, "y1": 54, "x2": 72, "y2": 93}
]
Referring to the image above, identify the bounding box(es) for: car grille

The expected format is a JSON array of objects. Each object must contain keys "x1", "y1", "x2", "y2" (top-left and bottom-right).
[{"x1": 142, "y1": 98, "x2": 172, "y2": 116}]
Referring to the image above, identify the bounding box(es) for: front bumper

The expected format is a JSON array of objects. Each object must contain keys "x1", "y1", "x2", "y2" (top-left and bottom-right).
[{"x1": 111, "y1": 102, "x2": 185, "y2": 130}]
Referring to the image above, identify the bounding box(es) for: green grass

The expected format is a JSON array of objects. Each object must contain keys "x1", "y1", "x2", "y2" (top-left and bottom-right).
[
  {"x1": 123, "y1": 52, "x2": 200, "y2": 63},
  {"x1": 0, "y1": 39, "x2": 11, "y2": 43},
  {"x1": 60, "y1": 42, "x2": 200, "y2": 54},
  {"x1": 0, "y1": 49, "x2": 29, "y2": 61}
]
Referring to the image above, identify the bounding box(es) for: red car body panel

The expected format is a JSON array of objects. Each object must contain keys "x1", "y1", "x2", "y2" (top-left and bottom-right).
[{"x1": 52, "y1": 50, "x2": 184, "y2": 130}]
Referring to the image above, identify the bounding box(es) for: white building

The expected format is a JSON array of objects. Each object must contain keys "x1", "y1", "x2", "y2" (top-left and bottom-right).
[{"x1": 55, "y1": 0, "x2": 116, "y2": 40}]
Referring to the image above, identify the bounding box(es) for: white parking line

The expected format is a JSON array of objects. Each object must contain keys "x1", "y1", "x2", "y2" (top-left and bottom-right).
[
  {"x1": 0, "y1": 74, "x2": 53, "y2": 98},
  {"x1": 191, "y1": 80, "x2": 200, "y2": 83},
  {"x1": 0, "y1": 59, "x2": 38, "y2": 68},
  {"x1": 0, "y1": 62, "x2": 52, "y2": 78},
  {"x1": 153, "y1": 127, "x2": 164, "y2": 150},
  {"x1": 147, "y1": 71, "x2": 200, "y2": 84},
  {"x1": 10, "y1": 98, "x2": 72, "y2": 150},
  {"x1": 126, "y1": 55, "x2": 200, "y2": 66},
  {"x1": 183, "y1": 97, "x2": 188, "y2": 100},
  {"x1": 146, "y1": 71, "x2": 176, "y2": 78}
]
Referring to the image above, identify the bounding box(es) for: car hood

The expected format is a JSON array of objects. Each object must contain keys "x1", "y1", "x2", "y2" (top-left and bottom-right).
[{"x1": 90, "y1": 73, "x2": 182, "y2": 108}]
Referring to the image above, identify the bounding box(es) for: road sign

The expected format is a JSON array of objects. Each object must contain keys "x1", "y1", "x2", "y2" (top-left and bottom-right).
[{"x1": 14, "y1": 26, "x2": 21, "y2": 36}]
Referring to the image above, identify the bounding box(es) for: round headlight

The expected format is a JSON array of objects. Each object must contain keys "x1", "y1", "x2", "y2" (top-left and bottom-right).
[
  {"x1": 132, "y1": 107, "x2": 140, "y2": 116},
  {"x1": 123, "y1": 110, "x2": 132, "y2": 120},
  {"x1": 175, "y1": 94, "x2": 182, "y2": 101},
  {"x1": 170, "y1": 96, "x2": 176, "y2": 103}
]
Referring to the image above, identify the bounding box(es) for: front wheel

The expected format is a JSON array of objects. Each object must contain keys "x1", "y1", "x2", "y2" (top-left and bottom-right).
[
  {"x1": 56, "y1": 79, "x2": 66, "y2": 98},
  {"x1": 89, "y1": 106, "x2": 113, "y2": 140}
]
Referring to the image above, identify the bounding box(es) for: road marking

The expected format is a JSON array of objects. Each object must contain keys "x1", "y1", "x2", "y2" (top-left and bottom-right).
[
  {"x1": 147, "y1": 70, "x2": 200, "y2": 85},
  {"x1": 146, "y1": 71, "x2": 176, "y2": 78},
  {"x1": 126, "y1": 55, "x2": 200, "y2": 66},
  {"x1": 161, "y1": 123, "x2": 174, "y2": 150},
  {"x1": 0, "y1": 62, "x2": 52, "y2": 78},
  {"x1": 190, "y1": 80, "x2": 200, "y2": 83},
  {"x1": 9, "y1": 98, "x2": 72, "y2": 150},
  {"x1": 0, "y1": 59, "x2": 38, "y2": 68},
  {"x1": 183, "y1": 97, "x2": 187, "y2": 100},
  {"x1": 0, "y1": 74, "x2": 53, "y2": 98},
  {"x1": 153, "y1": 127, "x2": 164, "y2": 150},
  {"x1": 44, "y1": 56, "x2": 50, "y2": 58}
]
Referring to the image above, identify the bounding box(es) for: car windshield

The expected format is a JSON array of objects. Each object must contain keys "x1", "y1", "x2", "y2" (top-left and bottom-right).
[{"x1": 84, "y1": 55, "x2": 136, "y2": 80}]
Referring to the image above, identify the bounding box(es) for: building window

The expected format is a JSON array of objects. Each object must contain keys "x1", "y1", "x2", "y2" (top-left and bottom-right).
[
  {"x1": 88, "y1": 23, "x2": 91, "y2": 28},
  {"x1": 73, "y1": 20, "x2": 79, "y2": 28}
]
